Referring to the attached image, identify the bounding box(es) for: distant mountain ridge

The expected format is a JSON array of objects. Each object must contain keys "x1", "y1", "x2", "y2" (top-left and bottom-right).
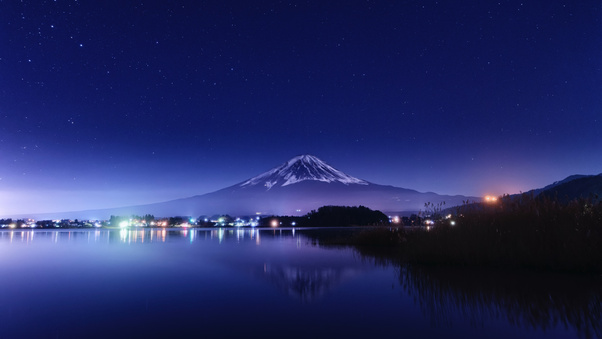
[
  {"x1": 527, "y1": 174, "x2": 591, "y2": 196},
  {"x1": 18, "y1": 154, "x2": 479, "y2": 219},
  {"x1": 537, "y1": 174, "x2": 602, "y2": 202}
]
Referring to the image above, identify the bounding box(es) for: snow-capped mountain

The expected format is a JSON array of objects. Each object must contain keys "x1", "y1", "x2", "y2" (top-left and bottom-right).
[
  {"x1": 240, "y1": 154, "x2": 368, "y2": 189},
  {"x1": 25, "y1": 155, "x2": 479, "y2": 219}
]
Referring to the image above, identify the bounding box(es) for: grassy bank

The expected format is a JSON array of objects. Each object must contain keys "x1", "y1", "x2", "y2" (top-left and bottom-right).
[{"x1": 335, "y1": 195, "x2": 602, "y2": 273}]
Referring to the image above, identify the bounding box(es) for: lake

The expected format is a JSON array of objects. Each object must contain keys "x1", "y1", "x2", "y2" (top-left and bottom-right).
[{"x1": 0, "y1": 228, "x2": 599, "y2": 339}]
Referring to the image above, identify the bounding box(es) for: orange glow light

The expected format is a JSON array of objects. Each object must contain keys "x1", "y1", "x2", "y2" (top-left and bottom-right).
[{"x1": 484, "y1": 195, "x2": 498, "y2": 203}]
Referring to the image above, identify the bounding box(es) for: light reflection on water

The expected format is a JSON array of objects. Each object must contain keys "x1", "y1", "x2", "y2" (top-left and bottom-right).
[
  {"x1": 0, "y1": 228, "x2": 307, "y2": 247},
  {"x1": 0, "y1": 228, "x2": 268, "y2": 245},
  {"x1": 0, "y1": 228, "x2": 599, "y2": 339}
]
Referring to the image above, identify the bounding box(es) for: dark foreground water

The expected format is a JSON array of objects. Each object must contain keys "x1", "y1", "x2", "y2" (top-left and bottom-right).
[{"x1": 0, "y1": 228, "x2": 600, "y2": 339}]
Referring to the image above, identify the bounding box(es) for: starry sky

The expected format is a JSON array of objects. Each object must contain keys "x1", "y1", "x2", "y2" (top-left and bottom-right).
[{"x1": 1, "y1": 0, "x2": 601, "y2": 216}]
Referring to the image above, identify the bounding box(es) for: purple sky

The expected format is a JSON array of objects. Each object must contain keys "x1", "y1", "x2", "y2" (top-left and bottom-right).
[{"x1": 1, "y1": 1, "x2": 601, "y2": 216}]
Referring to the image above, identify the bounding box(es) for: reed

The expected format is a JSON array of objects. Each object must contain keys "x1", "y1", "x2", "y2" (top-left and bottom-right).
[{"x1": 346, "y1": 194, "x2": 602, "y2": 273}]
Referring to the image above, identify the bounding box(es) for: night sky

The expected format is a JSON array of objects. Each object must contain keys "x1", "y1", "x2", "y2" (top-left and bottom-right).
[{"x1": 1, "y1": 1, "x2": 601, "y2": 216}]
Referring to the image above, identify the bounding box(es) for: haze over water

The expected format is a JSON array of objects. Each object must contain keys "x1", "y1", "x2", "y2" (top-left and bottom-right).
[{"x1": 1, "y1": 228, "x2": 599, "y2": 339}]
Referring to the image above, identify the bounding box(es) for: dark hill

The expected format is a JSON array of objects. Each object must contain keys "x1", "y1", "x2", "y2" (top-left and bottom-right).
[{"x1": 539, "y1": 174, "x2": 602, "y2": 203}]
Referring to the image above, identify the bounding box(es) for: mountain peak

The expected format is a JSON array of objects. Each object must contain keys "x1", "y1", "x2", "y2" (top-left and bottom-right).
[
  {"x1": 288, "y1": 154, "x2": 320, "y2": 163},
  {"x1": 240, "y1": 154, "x2": 369, "y2": 190}
]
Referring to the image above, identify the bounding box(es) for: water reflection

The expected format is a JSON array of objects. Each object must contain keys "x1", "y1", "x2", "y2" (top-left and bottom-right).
[
  {"x1": 0, "y1": 228, "x2": 271, "y2": 245},
  {"x1": 1, "y1": 228, "x2": 600, "y2": 338},
  {"x1": 0, "y1": 228, "x2": 357, "y2": 304},
  {"x1": 402, "y1": 266, "x2": 601, "y2": 338},
  {"x1": 259, "y1": 264, "x2": 360, "y2": 302},
  {"x1": 349, "y1": 246, "x2": 602, "y2": 339}
]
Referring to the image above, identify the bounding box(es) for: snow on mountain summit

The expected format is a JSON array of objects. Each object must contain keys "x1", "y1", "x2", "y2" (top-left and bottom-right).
[{"x1": 240, "y1": 154, "x2": 369, "y2": 190}]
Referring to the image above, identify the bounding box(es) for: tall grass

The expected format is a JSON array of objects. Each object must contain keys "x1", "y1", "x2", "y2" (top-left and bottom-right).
[{"x1": 406, "y1": 194, "x2": 602, "y2": 272}]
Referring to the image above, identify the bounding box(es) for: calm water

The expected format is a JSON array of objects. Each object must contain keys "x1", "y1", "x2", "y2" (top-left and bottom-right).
[{"x1": 0, "y1": 228, "x2": 599, "y2": 339}]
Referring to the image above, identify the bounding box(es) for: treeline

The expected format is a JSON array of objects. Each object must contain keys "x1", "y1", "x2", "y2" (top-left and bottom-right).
[
  {"x1": 0, "y1": 218, "x2": 96, "y2": 228},
  {"x1": 2, "y1": 206, "x2": 389, "y2": 229},
  {"x1": 260, "y1": 205, "x2": 390, "y2": 227}
]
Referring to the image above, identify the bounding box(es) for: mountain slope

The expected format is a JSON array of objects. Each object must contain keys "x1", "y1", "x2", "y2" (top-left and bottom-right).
[
  {"x1": 538, "y1": 174, "x2": 602, "y2": 202},
  {"x1": 24, "y1": 155, "x2": 479, "y2": 219},
  {"x1": 527, "y1": 174, "x2": 590, "y2": 196}
]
